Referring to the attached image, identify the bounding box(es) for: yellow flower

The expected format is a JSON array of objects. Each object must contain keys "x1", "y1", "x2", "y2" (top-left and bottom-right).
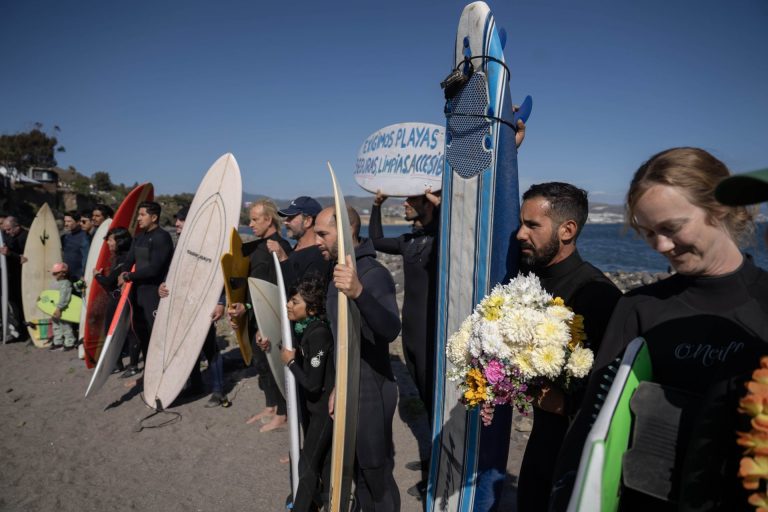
[
  {"x1": 550, "y1": 297, "x2": 565, "y2": 307},
  {"x1": 738, "y1": 430, "x2": 768, "y2": 456},
  {"x1": 480, "y1": 295, "x2": 504, "y2": 321},
  {"x1": 748, "y1": 492, "x2": 768, "y2": 511},
  {"x1": 568, "y1": 314, "x2": 587, "y2": 350},
  {"x1": 463, "y1": 368, "x2": 488, "y2": 407}
]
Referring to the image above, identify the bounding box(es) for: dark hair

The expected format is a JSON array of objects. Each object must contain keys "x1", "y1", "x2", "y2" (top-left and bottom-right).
[
  {"x1": 93, "y1": 203, "x2": 114, "y2": 218},
  {"x1": 627, "y1": 147, "x2": 754, "y2": 246},
  {"x1": 79, "y1": 208, "x2": 93, "y2": 217},
  {"x1": 105, "y1": 227, "x2": 132, "y2": 253},
  {"x1": 290, "y1": 276, "x2": 327, "y2": 318},
  {"x1": 64, "y1": 210, "x2": 81, "y2": 222},
  {"x1": 522, "y1": 182, "x2": 589, "y2": 236},
  {"x1": 139, "y1": 201, "x2": 161, "y2": 218},
  {"x1": 174, "y1": 206, "x2": 190, "y2": 221}
]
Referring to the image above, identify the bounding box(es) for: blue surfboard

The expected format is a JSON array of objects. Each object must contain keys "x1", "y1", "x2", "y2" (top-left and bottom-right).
[{"x1": 428, "y1": 2, "x2": 528, "y2": 511}]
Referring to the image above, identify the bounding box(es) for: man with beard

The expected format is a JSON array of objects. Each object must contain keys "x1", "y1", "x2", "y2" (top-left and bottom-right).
[
  {"x1": 315, "y1": 205, "x2": 402, "y2": 511},
  {"x1": 513, "y1": 182, "x2": 622, "y2": 512},
  {"x1": 61, "y1": 211, "x2": 90, "y2": 281},
  {"x1": 229, "y1": 200, "x2": 293, "y2": 432},
  {"x1": 0, "y1": 215, "x2": 28, "y2": 342},
  {"x1": 267, "y1": 196, "x2": 329, "y2": 290}
]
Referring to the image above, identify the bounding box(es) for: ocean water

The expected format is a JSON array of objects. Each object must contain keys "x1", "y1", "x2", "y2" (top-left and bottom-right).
[{"x1": 360, "y1": 223, "x2": 768, "y2": 273}]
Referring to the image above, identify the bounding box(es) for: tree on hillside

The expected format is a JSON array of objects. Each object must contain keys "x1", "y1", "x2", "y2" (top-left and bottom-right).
[
  {"x1": 0, "y1": 124, "x2": 66, "y2": 172},
  {"x1": 92, "y1": 171, "x2": 114, "y2": 191}
]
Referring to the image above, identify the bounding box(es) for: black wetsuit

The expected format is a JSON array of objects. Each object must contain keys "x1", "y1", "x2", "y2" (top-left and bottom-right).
[
  {"x1": 289, "y1": 319, "x2": 335, "y2": 511},
  {"x1": 245, "y1": 232, "x2": 293, "y2": 415},
  {"x1": 124, "y1": 226, "x2": 174, "y2": 365},
  {"x1": 281, "y1": 244, "x2": 330, "y2": 292},
  {"x1": 326, "y1": 238, "x2": 402, "y2": 511},
  {"x1": 369, "y1": 204, "x2": 438, "y2": 417},
  {"x1": 517, "y1": 250, "x2": 622, "y2": 512},
  {"x1": 551, "y1": 259, "x2": 768, "y2": 512},
  {"x1": 3, "y1": 228, "x2": 28, "y2": 339}
]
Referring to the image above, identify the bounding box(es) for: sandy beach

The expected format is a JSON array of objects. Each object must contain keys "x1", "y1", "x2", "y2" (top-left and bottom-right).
[{"x1": 0, "y1": 251, "x2": 529, "y2": 511}]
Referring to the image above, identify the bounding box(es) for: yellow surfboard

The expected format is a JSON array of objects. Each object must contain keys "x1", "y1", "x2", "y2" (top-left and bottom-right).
[
  {"x1": 221, "y1": 227, "x2": 252, "y2": 365},
  {"x1": 327, "y1": 162, "x2": 362, "y2": 512}
]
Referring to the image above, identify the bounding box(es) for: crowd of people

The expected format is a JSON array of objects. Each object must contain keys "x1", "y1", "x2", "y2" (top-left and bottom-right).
[{"x1": 1, "y1": 143, "x2": 767, "y2": 511}]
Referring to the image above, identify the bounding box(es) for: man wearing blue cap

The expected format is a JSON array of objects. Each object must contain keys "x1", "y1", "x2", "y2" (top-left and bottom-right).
[{"x1": 267, "y1": 196, "x2": 330, "y2": 291}]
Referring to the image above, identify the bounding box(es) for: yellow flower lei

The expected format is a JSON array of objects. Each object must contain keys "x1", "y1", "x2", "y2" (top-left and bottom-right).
[{"x1": 464, "y1": 368, "x2": 488, "y2": 407}]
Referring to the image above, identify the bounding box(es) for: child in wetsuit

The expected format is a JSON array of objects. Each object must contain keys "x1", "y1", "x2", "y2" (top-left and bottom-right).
[
  {"x1": 49, "y1": 262, "x2": 76, "y2": 351},
  {"x1": 280, "y1": 277, "x2": 334, "y2": 512}
]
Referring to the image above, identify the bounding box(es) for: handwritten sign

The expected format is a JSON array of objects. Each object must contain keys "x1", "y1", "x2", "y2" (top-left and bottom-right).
[{"x1": 354, "y1": 122, "x2": 444, "y2": 196}]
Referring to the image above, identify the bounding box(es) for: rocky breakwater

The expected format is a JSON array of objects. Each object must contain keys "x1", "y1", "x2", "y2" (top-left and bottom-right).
[{"x1": 605, "y1": 270, "x2": 672, "y2": 293}]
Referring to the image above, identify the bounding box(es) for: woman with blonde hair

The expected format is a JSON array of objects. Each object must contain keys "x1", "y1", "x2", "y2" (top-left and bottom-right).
[{"x1": 551, "y1": 147, "x2": 768, "y2": 511}]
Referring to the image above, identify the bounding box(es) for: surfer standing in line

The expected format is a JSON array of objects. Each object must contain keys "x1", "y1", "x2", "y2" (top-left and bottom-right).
[
  {"x1": 315, "y1": 205, "x2": 402, "y2": 511},
  {"x1": 1, "y1": 215, "x2": 29, "y2": 342},
  {"x1": 228, "y1": 200, "x2": 293, "y2": 432},
  {"x1": 279, "y1": 276, "x2": 335, "y2": 511},
  {"x1": 48, "y1": 262, "x2": 76, "y2": 351},
  {"x1": 551, "y1": 147, "x2": 767, "y2": 511},
  {"x1": 91, "y1": 204, "x2": 114, "y2": 228},
  {"x1": 509, "y1": 182, "x2": 622, "y2": 511},
  {"x1": 267, "y1": 196, "x2": 329, "y2": 291},
  {"x1": 61, "y1": 211, "x2": 90, "y2": 282},
  {"x1": 118, "y1": 201, "x2": 174, "y2": 381}
]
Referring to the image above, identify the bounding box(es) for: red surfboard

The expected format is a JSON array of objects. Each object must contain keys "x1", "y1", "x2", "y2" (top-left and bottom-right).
[{"x1": 82, "y1": 183, "x2": 153, "y2": 368}]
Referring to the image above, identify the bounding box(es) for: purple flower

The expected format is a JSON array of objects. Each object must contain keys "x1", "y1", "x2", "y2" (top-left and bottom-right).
[{"x1": 484, "y1": 359, "x2": 506, "y2": 385}]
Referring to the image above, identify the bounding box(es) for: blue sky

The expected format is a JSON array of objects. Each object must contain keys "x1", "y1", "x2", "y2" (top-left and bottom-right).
[{"x1": 2, "y1": 0, "x2": 767, "y2": 203}]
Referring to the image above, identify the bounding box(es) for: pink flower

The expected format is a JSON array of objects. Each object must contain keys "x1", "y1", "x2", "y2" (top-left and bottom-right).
[{"x1": 484, "y1": 359, "x2": 506, "y2": 385}]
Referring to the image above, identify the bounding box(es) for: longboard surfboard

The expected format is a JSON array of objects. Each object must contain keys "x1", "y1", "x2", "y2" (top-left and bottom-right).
[
  {"x1": 272, "y1": 252, "x2": 301, "y2": 500},
  {"x1": 247, "y1": 277, "x2": 286, "y2": 398},
  {"x1": 79, "y1": 219, "x2": 112, "y2": 357},
  {"x1": 327, "y1": 161, "x2": 362, "y2": 512},
  {"x1": 568, "y1": 338, "x2": 652, "y2": 512},
  {"x1": 428, "y1": 3, "x2": 529, "y2": 511},
  {"x1": 22, "y1": 203, "x2": 63, "y2": 346},
  {"x1": 85, "y1": 270, "x2": 135, "y2": 398},
  {"x1": 221, "y1": 228, "x2": 252, "y2": 365},
  {"x1": 37, "y1": 289, "x2": 83, "y2": 323},
  {"x1": 83, "y1": 183, "x2": 154, "y2": 368},
  {"x1": 1, "y1": 230, "x2": 8, "y2": 343},
  {"x1": 143, "y1": 153, "x2": 242, "y2": 410}
]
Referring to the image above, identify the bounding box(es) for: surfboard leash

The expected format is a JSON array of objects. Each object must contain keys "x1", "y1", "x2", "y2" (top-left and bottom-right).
[{"x1": 134, "y1": 394, "x2": 182, "y2": 432}]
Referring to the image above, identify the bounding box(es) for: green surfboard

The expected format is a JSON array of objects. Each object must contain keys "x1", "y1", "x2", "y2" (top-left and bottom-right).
[
  {"x1": 569, "y1": 337, "x2": 653, "y2": 511},
  {"x1": 36, "y1": 290, "x2": 84, "y2": 324}
]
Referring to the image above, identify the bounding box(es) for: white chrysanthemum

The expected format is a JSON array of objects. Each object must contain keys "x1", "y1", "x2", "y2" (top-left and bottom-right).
[
  {"x1": 512, "y1": 351, "x2": 537, "y2": 380},
  {"x1": 447, "y1": 316, "x2": 474, "y2": 366},
  {"x1": 534, "y1": 317, "x2": 571, "y2": 348},
  {"x1": 505, "y1": 273, "x2": 552, "y2": 308},
  {"x1": 546, "y1": 305, "x2": 574, "y2": 323},
  {"x1": 498, "y1": 307, "x2": 543, "y2": 348},
  {"x1": 531, "y1": 344, "x2": 566, "y2": 379},
  {"x1": 476, "y1": 319, "x2": 511, "y2": 359},
  {"x1": 566, "y1": 346, "x2": 594, "y2": 379}
]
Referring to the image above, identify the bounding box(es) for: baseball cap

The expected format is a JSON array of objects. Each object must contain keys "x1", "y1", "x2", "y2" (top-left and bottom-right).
[
  {"x1": 715, "y1": 168, "x2": 768, "y2": 206},
  {"x1": 278, "y1": 196, "x2": 322, "y2": 217},
  {"x1": 51, "y1": 262, "x2": 69, "y2": 273}
]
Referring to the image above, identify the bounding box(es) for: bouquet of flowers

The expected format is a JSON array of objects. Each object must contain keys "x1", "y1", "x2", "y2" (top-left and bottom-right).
[{"x1": 447, "y1": 273, "x2": 593, "y2": 415}]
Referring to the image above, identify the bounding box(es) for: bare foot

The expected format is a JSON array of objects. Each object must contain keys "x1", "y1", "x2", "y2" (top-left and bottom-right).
[
  {"x1": 246, "y1": 407, "x2": 276, "y2": 425},
  {"x1": 279, "y1": 454, "x2": 290, "y2": 464},
  {"x1": 124, "y1": 379, "x2": 139, "y2": 389},
  {"x1": 259, "y1": 414, "x2": 287, "y2": 432}
]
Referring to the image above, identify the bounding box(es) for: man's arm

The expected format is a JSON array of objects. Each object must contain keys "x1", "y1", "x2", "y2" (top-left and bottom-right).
[
  {"x1": 355, "y1": 265, "x2": 401, "y2": 344},
  {"x1": 369, "y1": 198, "x2": 401, "y2": 255}
]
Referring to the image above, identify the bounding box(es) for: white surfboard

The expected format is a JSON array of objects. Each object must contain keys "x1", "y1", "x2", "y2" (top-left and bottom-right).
[
  {"x1": 272, "y1": 252, "x2": 301, "y2": 500},
  {"x1": 78, "y1": 219, "x2": 112, "y2": 346},
  {"x1": 143, "y1": 153, "x2": 242, "y2": 410},
  {"x1": 355, "y1": 122, "x2": 444, "y2": 197},
  {"x1": 247, "y1": 277, "x2": 287, "y2": 398},
  {"x1": 1, "y1": 230, "x2": 8, "y2": 343},
  {"x1": 22, "y1": 203, "x2": 63, "y2": 346}
]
